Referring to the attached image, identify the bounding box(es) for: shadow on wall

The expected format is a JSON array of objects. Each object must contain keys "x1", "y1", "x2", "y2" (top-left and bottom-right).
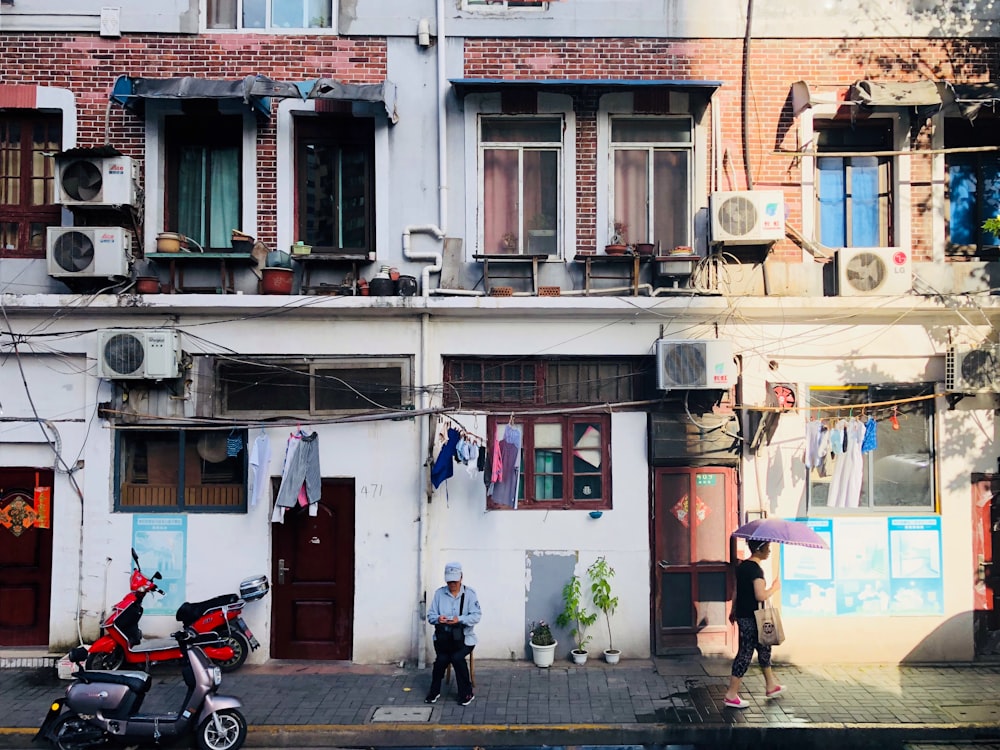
[{"x1": 902, "y1": 611, "x2": 976, "y2": 663}]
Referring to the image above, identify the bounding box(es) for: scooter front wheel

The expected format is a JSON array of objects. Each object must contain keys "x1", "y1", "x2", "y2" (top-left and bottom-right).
[
  {"x1": 213, "y1": 630, "x2": 250, "y2": 672},
  {"x1": 51, "y1": 713, "x2": 106, "y2": 750},
  {"x1": 85, "y1": 646, "x2": 124, "y2": 671},
  {"x1": 196, "y1": 708, "x2": 247, "y2": 750}
]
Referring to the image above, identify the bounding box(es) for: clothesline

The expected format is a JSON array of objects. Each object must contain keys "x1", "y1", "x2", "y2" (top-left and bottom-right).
[{"x1": 748, "y1": 392, "x2": 937, "y2": 414}]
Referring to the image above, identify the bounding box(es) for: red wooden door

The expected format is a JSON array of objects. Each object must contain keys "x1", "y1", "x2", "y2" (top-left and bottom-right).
[
  {"x1": 653, "y1": 467, "x2": 736, "y2": 656},
  {"x1": 0, "y1": 469, "x2": 54, "y2": 646},
  {"x1": 271, "y1": 479, "x2": 354, "y2": 659},
  {"x1": 972, "y1": 473, "x2": 1000, "y2": 656}
]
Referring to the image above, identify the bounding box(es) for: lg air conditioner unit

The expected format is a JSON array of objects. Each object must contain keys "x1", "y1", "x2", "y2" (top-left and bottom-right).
[
  {"x1": 837, "y1": 248, "x2": 911, "y2": 296},
  {"x1": 55, "y1": 154, "x2": 137, "y2": 207},
  {"x1": 97, "y1": 329, "x2": 182, "y2": 380},
  {"x1": 946, "y1": 344, "x2": 1000, "y2": 393},
  {"x1": 710, "y1": 190, "x2": 785, "y2": 245},
  {"x1": 47, "y1": 227, "x2": 131, "y2": 279},
  {"x1": 655, "y1": 339, "x2": 736, "y2": 390}
]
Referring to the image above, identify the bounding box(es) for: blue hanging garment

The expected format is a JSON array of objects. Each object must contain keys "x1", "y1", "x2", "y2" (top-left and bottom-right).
[{"x1": 431, "y1": 428, "x2": 461, "y2": 488}]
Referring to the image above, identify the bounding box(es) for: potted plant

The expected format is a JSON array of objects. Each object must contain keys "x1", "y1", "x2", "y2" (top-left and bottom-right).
[
  {"x1": 528, "y1": 620, "x2": 557, "y2": 668},
  {"x1": 588, "y1": 556, "x2": 620, "y2": 664},
  {"x1": 556, "y1": 573, "x2": 597, "y2": 665},
  {"x1": 606, "y1": 221, "x2": 628, "y2": 255}
]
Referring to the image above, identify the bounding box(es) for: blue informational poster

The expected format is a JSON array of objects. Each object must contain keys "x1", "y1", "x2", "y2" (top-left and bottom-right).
[
  {"x1": 781, "y1": 518, "x2": 835, "y2": 616},
  {"x1": 131, "y1": 515, "x2": 187, "y2": 615},
  {"x1": 887, "y1": 516, "x2": 943, "y2": 615},
  {"x1": 781, "y1": 515, "x2": 943, "y2": 617}
]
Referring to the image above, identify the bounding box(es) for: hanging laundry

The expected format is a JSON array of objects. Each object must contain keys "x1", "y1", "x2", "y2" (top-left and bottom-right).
[
  {"x1": 489, "y1": 424, "x2": 523, "y2": 509},
  {"x1": 275, "y1": 430, "x2": 321, "y2": 509},
  {"x1": 861, "y1": 416, "x2": 878, "y2": 454},
  {"x1": 828, "y1": 418, "x2": 866, "y2": 508},
  {"x1": 226, "y1": 431, "x2": 243, "y2": 457},
  {"x1": 248, "y1": 432, "x2": 271, "y2": 507},
  {"x1": 803, "y1": 420, "x2": 827, "y2": 469},
  {"x1": 431, "y1": 428, "x2": 461, "y2": 489}
]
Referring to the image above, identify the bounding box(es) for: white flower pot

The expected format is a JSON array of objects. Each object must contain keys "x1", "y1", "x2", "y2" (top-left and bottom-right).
[
  {"x1": 530, "y1": 641, "x2": 557, "y2": 668},
  {"x1": 571, "y1": 649, "x2": 588, "y2": 665},
  {"x1": 604, "y1": 649, "x2": 620, "y2": 664}
]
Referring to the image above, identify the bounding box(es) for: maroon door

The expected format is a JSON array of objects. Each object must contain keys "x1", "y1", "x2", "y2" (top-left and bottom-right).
[
  {"x1": 271, "y1": 479, "x2": 355, "y2": 659},
  {"x1": 653, "y1": 466, "x2": 736, "y2": 656},
  {"x1": 972, "y1": 473, "x2": 1000, "y2": 656},
  {"x1": 0, "y1": 469, "x2": 54, "y2": 646}
]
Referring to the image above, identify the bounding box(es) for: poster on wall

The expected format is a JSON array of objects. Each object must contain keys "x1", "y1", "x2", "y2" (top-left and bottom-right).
[
  {"x1": 131, "y1": 515, "x2": 187, "y2": 615},
  {"x1": 781, "y1": 518, "x2": 835, "y2": 616},
  {"x1": 834, "y1": 517, "x2": 891, "y2": 615},
  {"x1": 888, "y1": 516, "x2": 943, "y2": 615}
]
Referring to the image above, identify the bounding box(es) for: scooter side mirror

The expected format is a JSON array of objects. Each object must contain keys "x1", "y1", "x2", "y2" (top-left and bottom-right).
[
  {"x1": 131, "y1": 548, "x2": 140, "y2": 569},
  {"x1": 68, "y1": 646, "x2": 89, "y2": 664},
  {"x1": 153, "y1": 572, "x2": 163, "y2": 580}
]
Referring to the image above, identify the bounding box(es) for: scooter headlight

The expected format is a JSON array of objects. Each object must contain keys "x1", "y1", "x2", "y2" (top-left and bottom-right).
[{"x1": 211, "y1": 666, "x2": 222, "y2": 686}]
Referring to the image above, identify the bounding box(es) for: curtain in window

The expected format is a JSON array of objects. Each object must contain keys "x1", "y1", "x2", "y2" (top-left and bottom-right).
[
  {"x1": 484, "y1": 149, "x2": 519, "y2": 253},
  {"x1": 949, "y1": 158, "x2": 977, "y2": 245},
  {"x1": 206, "y1": 0, "x2": 236, "y2": 28},
  {"x1": 850, "y1": 156, "x2": 879, "y2": 247},
  {"x1": 177, "y1": 146, "x2": 238, "y2": 249},
  {"x1": 614, "y1": 150, "x2": 647, "y2": 243},
  {"x1": 654, "y1": 151, "x2": 689, "y2": 249},
  {"x1": 209, "y1": 146, "x2": 239, "y2": 249},
  {"x1": 817, "y1": 157, "x2": 847, "y2": 247},
  {"x1": 177, "y1": 147, "x2": 205, "y2": 243}
]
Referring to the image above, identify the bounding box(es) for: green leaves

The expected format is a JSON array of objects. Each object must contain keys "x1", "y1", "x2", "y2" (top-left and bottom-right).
[
  {"x1": 588, "y1": 556, "x2": 618, "y2": 651},
  {"x1": 557, "y1": 574, "x2": 597, "y2": 650}
]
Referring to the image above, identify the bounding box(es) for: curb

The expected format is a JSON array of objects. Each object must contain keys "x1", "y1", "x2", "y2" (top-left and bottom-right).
[{"x1": 10, "y1": 722, "x2": 1000, "y2": 750}]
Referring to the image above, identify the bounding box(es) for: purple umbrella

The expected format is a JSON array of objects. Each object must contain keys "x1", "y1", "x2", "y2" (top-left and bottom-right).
[{"x1": 732, "y1": 518, "x2": 829, "y2": 549}]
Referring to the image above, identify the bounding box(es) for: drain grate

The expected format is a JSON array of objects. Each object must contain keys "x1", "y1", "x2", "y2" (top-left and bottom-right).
[{"x1": 370, "y1": 706, "x2": 434, "y2": 723}]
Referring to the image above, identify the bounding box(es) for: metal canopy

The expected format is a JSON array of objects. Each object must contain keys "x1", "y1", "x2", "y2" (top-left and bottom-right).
[
  {"x1": 111, "y1": 75, "x2": 399, "y2": 122},
  {"x1": 794, "y1": 78, "x2": 1000, "y2": 121},
  {"x1": 449, "y1": 77, "x2": 722, "y2": 96}
]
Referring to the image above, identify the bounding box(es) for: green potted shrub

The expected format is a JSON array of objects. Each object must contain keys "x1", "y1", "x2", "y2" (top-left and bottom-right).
[
  {"x1": 588, "y1": 556, "x2": 620, "y2": 663},
  {"x1": 557, "y1": 572, "x2": 597, "y2": 665},
  {"x1": 528, "y1": 620, "x2": 557, "y2": 668}
]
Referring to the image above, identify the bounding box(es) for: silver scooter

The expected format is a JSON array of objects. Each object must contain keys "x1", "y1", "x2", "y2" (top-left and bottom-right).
[{"x1": 36, "y1": 628, "x2": 247, "y2": 750}]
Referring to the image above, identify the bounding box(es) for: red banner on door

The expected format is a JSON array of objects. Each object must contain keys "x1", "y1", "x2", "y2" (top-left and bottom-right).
[{"x1": 34, "y1": 486, "x2": 51, "y2": 529}]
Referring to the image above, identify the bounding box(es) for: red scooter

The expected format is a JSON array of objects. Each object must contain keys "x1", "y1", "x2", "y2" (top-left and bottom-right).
[{"x1": 86, "y1": 549, "x2": 268, "y2": 672}]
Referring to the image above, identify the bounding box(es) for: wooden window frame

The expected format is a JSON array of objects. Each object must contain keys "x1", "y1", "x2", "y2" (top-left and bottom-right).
[
  {"x1": 0, "y1": 111, "x2": 61, "y2": 259},
  {"x1": 115, "y1": 429, "x2": 248, "y2": 513}
]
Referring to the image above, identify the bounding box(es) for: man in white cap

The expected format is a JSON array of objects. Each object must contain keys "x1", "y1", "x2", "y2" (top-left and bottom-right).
[{"x1": 425, "y1": 561, "x2": 481, "y2": 706}]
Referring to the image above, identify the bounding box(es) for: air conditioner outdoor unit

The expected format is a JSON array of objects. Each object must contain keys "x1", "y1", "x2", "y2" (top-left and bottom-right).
[
  {"x1": 946, "y1": 344, "x2": 1000, "y2": 393},
  {"x1": 837, "y1": 248, "x2": 911, "y2": 296},
  {"x1": 655, "y1": 339, "x2": 737, "y2": 390},
  {"x1": 47, "y1": 227, "x2": 131, "y2": 278},
  {"x1": 97, "y1": 329, "x2": 182, "y2": 380},
  {"x1": 55, "y1": 154, "x2": 137, "y2": 207},
  {"x1": 710, "y1": 190, "x2": 785, "y2": 245}
]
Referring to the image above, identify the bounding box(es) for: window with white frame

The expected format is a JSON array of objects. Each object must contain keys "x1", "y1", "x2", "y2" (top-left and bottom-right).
[
  {"x1": 814, "y1": 120, "x2": 894, "y2": 248},
  {"x1": 479, "y1": 116, "x2": 562, "y2": 256},
  {"x1": 945, "y1": 116, "x2": 1000, "y2": 255},
  {"x1": 610, "y1": 116, "x2": 692, "y2": 250},
  {"x1": 206, "y1": 0, "x2": 333, "y2": 30},
  {"x1": 463, "y1": 0, "x2": 547, "y2": 10},
  {"x1": 806, "y1": 384, "x2": 935, "y2": 511}
]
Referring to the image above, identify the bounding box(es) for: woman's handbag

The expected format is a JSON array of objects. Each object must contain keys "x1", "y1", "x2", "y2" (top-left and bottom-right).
[
  {"x1": 434, "y1": 592, "x2": 466, "y2": 650},
  {"x1": 754, "y1": 601, "x2": 785, "y2": 646}
]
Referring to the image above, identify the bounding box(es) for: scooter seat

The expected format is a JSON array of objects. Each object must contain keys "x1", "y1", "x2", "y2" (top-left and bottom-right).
[
  {"x1": 176, "y1": 594, "x2": 240, "y2": 626},
  {"x1": 79, "y1": 669, "x2": 152, "y2": 694}
]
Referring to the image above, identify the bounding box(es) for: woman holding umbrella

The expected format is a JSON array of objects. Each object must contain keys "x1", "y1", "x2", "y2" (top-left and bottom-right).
[{"x1": 724, "y1": 539, "x2": 785, "y2": 708}]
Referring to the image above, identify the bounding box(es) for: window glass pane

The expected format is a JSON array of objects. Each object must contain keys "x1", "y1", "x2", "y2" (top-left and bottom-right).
[
  {"x1": 482, "y1": 118, "x2": 561, "y2": 143},
  {"x1": 612, "y1": 118, "x2": 691, "y2": 144},
  {"x1": 693, "y1": 472, "x2": 727, "y2": 561},
  {"x1": 306, "y1": 0, "x2": 332, "y2": 26},
  {"x1": 484, "y1": 148, "x2": 519, "y2": 253},
  {"x1": 314, "y1": 366, "x2": 403, "y2": 411},
  {"x1": 818, "y1": 157, "x2": 847, "y2": 247},
  {"x1": 533, "y1": 422, "x2": 562, "y2": 500},
  {"x1": 222, "y1": 362, "x2": 312, "y2": 412},
  {"x1": 697, "y1": 571, "x2": 728, "y2": 628},
  {"x1": 272, "y1": 0, "x2": 303, "y2": 27},
  {"x1": 243, "y1": 0, "x2": 266, "y2": 27},
  {"x1": 660, "y1": 572, "x2": 692, "y2": 627},
  {"x1": 572, "y1": 421, "x2": 603, "y2": 502},
  {"x1": 522, "y1": 149, "x2": 558, "y2": 248},
  {"x1": 614, "y1": 149, "x2": 648, "y2": 243},
  {"x1": 207, "y1": 0, "x2": 237, "y2": 28},
  {"x1": 949, "y1": 157, "x2": 977, "y2": 245},
  {"x1": 850, "y1": 156, "x2": 880, "y2": 247},
  {"x1": 653, "y1": 150, "x2": 689, "y2": 248}
]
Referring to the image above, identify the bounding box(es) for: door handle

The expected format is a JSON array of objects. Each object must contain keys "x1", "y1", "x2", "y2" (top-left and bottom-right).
[
  {"x1": 278, "y1": 559, "x2": 290, "y2": 584},
  {"x1": 657, "y1": 560, "x2": 670, "y2": 569}
]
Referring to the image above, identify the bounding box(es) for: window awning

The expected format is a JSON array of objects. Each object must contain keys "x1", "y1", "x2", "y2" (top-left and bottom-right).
[
  {"x1": 298, "y1": 78, "x2": 398, "y2": 123},
  {"x1": 449, "y1": 78, "x2": 722, "y2": 96},
  {"x1": 111, "y1": 75, "x2": 398, "y2": 122},
  {"x1": 111, "y1": 75, "x2": 302, "y2": 119},
  {"x1": 793, "y1": 78, "x2": 1000, "y2": 121}
]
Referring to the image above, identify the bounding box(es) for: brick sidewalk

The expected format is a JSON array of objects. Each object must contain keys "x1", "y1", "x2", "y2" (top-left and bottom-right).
[{"x1": 6, "y1": 656, "x2": 1000, "y2": 748}]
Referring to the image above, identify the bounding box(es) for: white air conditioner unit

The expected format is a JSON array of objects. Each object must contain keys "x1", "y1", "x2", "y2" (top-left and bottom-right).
[
  {"x1": 946, "y1": 344, "x2": 1000, "y2": 393},
  {"x1": 55, "y1": 154, "x2": 137, "y2": 207},
  {"x1": 47, "y1": 227, "x2": 131, "y2": 278},
  {"x1": 97, "y1": 329, "x2": 182, "y2": 380},
  {"x1": 655, "y1": 339, "x2": 736, "y2": 390},
  {"x1": 837, "y1": 248, "x2": 911, "y2": 296},
  {"x1": 710, "y1": 190, "x2": 785, "y2": 245}
]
